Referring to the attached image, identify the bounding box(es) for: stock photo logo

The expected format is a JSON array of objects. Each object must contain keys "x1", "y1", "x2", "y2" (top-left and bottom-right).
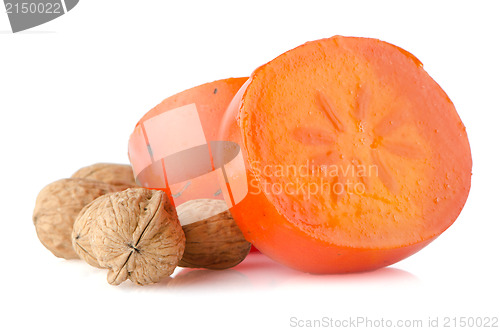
[
  {"x1": 4, "y1": 0, "x2": 79, "y2": 33},
  {"x1": 128, "y1": 103, "x2": 249, "y2": 219}
]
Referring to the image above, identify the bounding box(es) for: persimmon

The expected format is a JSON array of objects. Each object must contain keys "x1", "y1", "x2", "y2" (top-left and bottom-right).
[
  {"x1": 137, "y1": 77, "x2": 248, "y2": 142},
  {"x1": 128, "y1": 77, "x2": 248, "y2": 205},
  {"x1": 220, "y1": 36, "x2": 472, "y2": 273}
]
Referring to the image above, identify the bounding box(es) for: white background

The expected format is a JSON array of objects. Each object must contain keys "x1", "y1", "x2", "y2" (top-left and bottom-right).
[{"x1": 1, "y1": 1, "x2": 499, "y2": 330}]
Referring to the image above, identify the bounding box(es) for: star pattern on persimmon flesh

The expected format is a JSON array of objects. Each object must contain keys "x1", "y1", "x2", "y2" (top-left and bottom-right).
[
  {"x1": 321, "y1": 86, "x2": 425, "y2": 193},
  {"x1": 292, "y1": 86, "x2": 424, "y2": 198}
]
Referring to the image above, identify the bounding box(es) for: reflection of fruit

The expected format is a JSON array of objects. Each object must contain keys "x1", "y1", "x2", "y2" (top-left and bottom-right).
[
  {"x1": 220, "y1": 36, "x2": 472, "y2": 273},
  {"x1": 167, "y1": 269, "x2": 250, "y2": 288}
]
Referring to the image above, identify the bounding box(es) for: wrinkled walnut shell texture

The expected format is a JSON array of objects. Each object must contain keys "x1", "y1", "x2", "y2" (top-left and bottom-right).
[
  {"x1": 33, "y1": 178, "x2": 128, "y2": 259},
  {"x1": 72, "y1": 203, "x2": 103, "y2": 268},
  {"x1": 177, "y1": 199, "x2": 251, "y2": 270},
  {"x1": 89, "y1": 188, "x2": 185, "y2": 285},
  {"x1": 71, "y1": 163, "x2": 137, "y2": 187}
]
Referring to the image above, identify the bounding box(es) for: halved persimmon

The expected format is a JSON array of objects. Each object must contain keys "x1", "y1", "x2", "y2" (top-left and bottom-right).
[{"x1": 221, "y1": 36, "x2": 472, "y2": 273}]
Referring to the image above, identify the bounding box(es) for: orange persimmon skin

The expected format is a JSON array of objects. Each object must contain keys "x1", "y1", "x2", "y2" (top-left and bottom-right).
[
  {"x1": 222, "y1": 36, "x2": 472, "y2": 273},
  {"x1": 130, "y1": 77, "x2": 248, "y2": 205},
  {"x1": 137, "y1": 77, "x2": 248, "y2": 141}
]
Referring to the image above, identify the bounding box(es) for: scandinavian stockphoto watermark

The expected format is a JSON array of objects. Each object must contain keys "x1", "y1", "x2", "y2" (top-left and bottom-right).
[
  {"x1": 248, "y1": 160, "x2": 379, "y2": 199},
  {"x1": 289, "y1": 316, "x2": 499, "y2": 328},
  {"x1": 3, "y1": 0, "x2": 79, "y2": 33},
  {"x1": 128, "y1": 102, "x2": 381, "y2": 218}
]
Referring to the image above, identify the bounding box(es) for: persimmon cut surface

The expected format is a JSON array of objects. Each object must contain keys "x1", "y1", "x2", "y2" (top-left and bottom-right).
[{"x1": 224, "y1": 36, "x2": 471, "y2": 273}]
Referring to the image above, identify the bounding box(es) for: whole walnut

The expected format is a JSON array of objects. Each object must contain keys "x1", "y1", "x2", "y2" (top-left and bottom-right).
[
  {"x1": 177, "y1": 199, "x2": 251, "y2": 270},
  {"x1": 71, "y1": 163, "x2": 136, "y2": 187},
  {"x1": 72, "y1": 202, "x2": 103, "y2": 268},
  {"x1": 75, "y1": 188, "x2": 185, "y2": 285},
  {"x1": 33, "y1": 178, "x2": 128, "y2": 259}
]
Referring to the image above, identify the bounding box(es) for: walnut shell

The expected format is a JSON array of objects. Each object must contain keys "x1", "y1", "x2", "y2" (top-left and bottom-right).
[
  {"x1": 88, "y1": 188, "x2": 185, "y2": 285},
  {"x1": 71, "y1": 163, "x2": 136, "y2": 187},
  {"x1": 72, "y1": 203, "x2": 102, "y2": 268},
  {"x1": 177, "y1": 199, "x2": 251, "y2": 270},
  {"x1": 33, "y1": 178, "x2": 128, "y2": 259}
]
